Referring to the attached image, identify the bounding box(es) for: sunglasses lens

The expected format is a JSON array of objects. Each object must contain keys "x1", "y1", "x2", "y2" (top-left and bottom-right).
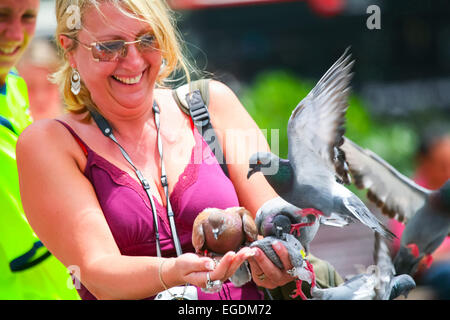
[
  {"x1": 92, "y1": 41, "x2": 125, "y2": 62},
  {"x1": 138, "y1": 34, "x2": 157, "y2": 51}
]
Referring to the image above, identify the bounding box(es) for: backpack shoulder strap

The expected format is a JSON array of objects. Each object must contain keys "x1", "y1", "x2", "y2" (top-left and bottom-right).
[
  {"x1": 172, "y1": 79, "x2": 229, "y2": 178},
  {"x1": 172, "y1": 79, "x2": 210, "y2": 114}
]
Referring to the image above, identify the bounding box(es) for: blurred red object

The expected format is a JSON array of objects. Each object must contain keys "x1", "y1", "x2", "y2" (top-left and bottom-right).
[
  {"x1": 168, "y1": 0, "x2": 302, "y2": 10},
  {"x1": 307, "y1": 0, "x2": 346, "y2": 17},
  {"x1": 168, "y1": 0, "x2": 345, "y2": 18}
]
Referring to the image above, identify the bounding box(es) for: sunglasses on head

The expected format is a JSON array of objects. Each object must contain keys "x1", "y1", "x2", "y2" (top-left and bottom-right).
[{"x1": 67, "y1": 33, "x2": 158, "y2": 62}]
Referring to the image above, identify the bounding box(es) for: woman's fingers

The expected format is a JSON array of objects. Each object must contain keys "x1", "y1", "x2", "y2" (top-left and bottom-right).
[
  {"x1": 220, "y1": 247, "x2": 256, "y2": 281},
  {"x1": 247, "y1": 248, "x2": 279, "y2": 289},
  {"x1": 272, "y1": 240, "x2": 294, "y2": 270},
  {"x1": 178, "y1": 244, "x2": 295, "y2": 289},
  {"x1": 248, "y1": 241, "x2": 295, "y2": 288}
]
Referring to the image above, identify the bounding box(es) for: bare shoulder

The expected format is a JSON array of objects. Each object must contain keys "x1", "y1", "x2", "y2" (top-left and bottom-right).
[
  {"x1": 208, "y1": 80, "x2": 238, "y2": 108},
  {"x1": 18, "y1": 119, "x2": 65, "y2": 151},
  {"x1": 207, "y1": 80, "x2": 251, "y2": 129},
  {"x1": 17, "y1": 118, "x2": 85, "y2": 168}
]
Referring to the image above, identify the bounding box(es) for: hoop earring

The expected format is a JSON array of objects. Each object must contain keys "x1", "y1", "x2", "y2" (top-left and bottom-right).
[{"x1": 71, "y1": 68, "x2": 81, "y2": 95}]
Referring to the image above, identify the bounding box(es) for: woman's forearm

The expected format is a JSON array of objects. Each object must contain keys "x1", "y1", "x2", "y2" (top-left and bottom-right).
[{"x1": 80, "y1": 255, "x2": 178, "y2": 300}]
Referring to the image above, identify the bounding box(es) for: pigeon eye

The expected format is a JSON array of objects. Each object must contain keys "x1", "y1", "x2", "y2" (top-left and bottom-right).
[{"x1": 257, "y1": 160, "x2": 262, "y2": 165}]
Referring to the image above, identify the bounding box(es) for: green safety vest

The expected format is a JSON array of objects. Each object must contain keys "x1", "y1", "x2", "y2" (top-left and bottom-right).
[{"x1": 0, "y1": 69, "x2": 80, "y2": 299}]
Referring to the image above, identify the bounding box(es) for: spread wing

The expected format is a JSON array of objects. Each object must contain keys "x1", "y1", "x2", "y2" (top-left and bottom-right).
[
  {"x1": 341, "y1": 137, "x2": 430, "y2": 223},
  {"x1": 287, "y1": 48, "x2": 354, "y2": 184}
]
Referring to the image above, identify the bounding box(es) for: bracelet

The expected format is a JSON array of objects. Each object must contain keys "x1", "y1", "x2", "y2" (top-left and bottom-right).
[{"x1": 158, "y1": 258, "x2": 170, "y2": 291}]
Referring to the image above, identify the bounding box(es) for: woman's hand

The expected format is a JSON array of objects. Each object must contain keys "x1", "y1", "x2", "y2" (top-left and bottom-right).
[
  {"x1": 166, "y1": 247, "x2": 257, "y2": 288},
  {"x1": 247, "y1": 240, "x2": 295, "y2": 289}
]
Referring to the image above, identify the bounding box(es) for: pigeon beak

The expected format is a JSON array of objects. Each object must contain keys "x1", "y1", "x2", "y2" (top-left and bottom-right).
[
  {"x1": 247, "y1": 166, "x2": 260, "y2": 179},
  {"x1": 212, "y1": 228, "x2": 219, "y2": 240}
]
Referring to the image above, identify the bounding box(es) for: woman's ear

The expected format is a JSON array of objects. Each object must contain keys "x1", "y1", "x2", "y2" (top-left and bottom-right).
[
  {"x1": 59, "y1": 34, "x2": 72, "y2": 50},
  {"x1": 59, "y1": 35, "x2": 76, "y2": 68}
]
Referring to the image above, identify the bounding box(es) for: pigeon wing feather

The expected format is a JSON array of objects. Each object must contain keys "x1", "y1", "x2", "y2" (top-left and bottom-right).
[
  {"x1": 341, "y1": 137, "x2": 430, "y2": 223},
  {"x1": 287, "y1": 49, "x2": 354, "y2": 184}
]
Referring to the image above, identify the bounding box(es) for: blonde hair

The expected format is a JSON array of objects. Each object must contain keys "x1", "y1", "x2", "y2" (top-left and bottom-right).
[{"x1": 52, "y1": 0, "x2": 192, "y2": 118}]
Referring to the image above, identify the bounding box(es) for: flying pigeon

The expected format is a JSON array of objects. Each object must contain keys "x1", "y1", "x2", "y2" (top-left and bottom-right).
[
  {"x1": 192, "y1": 207, "x2": 258, "y2": 287},
  {"x1": 247, "y1": 49, "x2": 395, "y2": 240},
  {"x1": 340, "y1": 137, "x2": 450, "y2": 276},
  {"x1": 255, "y1": 196, "x2": 350, "y2": 254}
]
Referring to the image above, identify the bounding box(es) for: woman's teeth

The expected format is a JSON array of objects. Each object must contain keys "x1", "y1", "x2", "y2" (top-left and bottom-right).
[
  {"x1": 0, "y1": 46, "x2": 20, "y2": 55},
  {"x1": 112, "y1": 73, "x2": 143, "y2": 85}
]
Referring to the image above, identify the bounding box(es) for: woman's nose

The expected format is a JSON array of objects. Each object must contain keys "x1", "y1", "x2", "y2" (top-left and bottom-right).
[{"x1": 120, "y1": 43, "x2": 146, "y2": 69}]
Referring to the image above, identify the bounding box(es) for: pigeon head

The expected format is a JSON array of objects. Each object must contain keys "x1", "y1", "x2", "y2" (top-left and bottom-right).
[
  {"x1": 388, "y1": 274, "x2": 416, "y2": 300},
  {"x1": 208, "y1": 210, "x2": 225, "y2": 240},
  {"x1": 271, "y1": 214, "x2": 292, "y2": 239},
  {"x1": 248, "y1": 152, "x2": 293, "y2": 195},
  {"x1": 247, "y1": 152, "x2": 276, "y2": 179}
]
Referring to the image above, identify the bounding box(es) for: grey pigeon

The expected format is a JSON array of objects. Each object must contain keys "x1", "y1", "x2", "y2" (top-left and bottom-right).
[
  {"x1": 373, "y1": 233, "x2": 416, "y2": 300},
  {"x1": 250, "y1": 233, "x2": 315, "y2": 299},
  {"x1": 319, "y1": 232, "x2": 416, "y2": 300},
  {"x1": 341, "y1": 137, "x2": 450, "y2": 276},
  {"x1": 310, "y1": 272, "x2": 381, "y2": 300},
  {"x1": 247, "y1": 49, "x2": 395, "y2": 240},
  {"x1": 255, "y1": 196, "x2": 350, "y2": 254}
]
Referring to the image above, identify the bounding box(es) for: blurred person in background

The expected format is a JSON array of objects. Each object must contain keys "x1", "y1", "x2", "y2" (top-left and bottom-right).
[
  {"x1": 0, "y1": 0, "x2": 79, "y2": 299},
  {"x1": 17, "y1": 38, "x2": 64, "y2": 120},
  {"x1": 390, "y1": 126, "x2": 450, "y2": 299}
]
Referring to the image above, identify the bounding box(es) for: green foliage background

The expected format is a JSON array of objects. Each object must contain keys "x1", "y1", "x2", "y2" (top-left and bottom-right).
[{"x1": 239, "y1": 70, "x2": 419, "y2": 186}]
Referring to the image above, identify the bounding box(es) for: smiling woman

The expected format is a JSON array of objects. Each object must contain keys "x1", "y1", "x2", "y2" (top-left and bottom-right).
[
  {"x1": 16, "y1": 0, "x2": 295, "y2": 301},
  {"x1": 52, "y1": 0, "x2": 191, "y2": 120}
]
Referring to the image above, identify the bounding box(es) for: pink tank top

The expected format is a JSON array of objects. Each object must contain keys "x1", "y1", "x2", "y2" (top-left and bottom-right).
[{"x1": 56, "y1": 120, "x2": 263, "y2": 300}]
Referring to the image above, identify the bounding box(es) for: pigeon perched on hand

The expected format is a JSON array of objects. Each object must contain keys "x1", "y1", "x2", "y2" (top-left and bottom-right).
[
  {"x1": 341, "y1": 137, "x2": 450, "y2": 276},
  {"x1": 250, "y1": 233, "x2": 315, "y2": 300},
  {"x1": 247, "y1": 48, "x2": 395, "y2": 240},
  {"x1": 192, "y1": 207, "x2": 258, "y2": 255},
  {"x1": 192, "y1": 207, "x2": 258, "y2": 287},
  {"x1": 256, "y1": 196, "x2": 350, "y2": 254}
]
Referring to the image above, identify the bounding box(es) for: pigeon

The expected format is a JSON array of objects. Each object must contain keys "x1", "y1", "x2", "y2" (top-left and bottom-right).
[
  {"x1": 309, "y1": 234, "x2": 416, "y2": 300},
  {"x1": 192, "y1": 207, "x2": 258, "y2": 287},
  {"x1": 310, "y1": 272, "x2": 381, "y2": 300},
  {"x1": 340, "y1": 137, "x2": 450, "y2": 276},
  {"x1": 192, "y1": 207, "x2": 258, "y2": 255},
  {"x1": 247, "y1": 48, "x2": 395, "y2": 240},
  {"x1": 255, "y1": 196, "x2": 350, "y2": 254},
  {"x1": 319, "y1": 232, "x2": 416, "y2": 300},
  {"x1": 250, "y1": 233, "x2": 315, "y2": 300},
  {"x1": 373, "y1": 233, "x2": 416, "y2": 300}
]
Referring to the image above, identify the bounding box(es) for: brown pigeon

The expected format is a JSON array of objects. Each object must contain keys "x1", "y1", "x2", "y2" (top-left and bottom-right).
[{"x1": 192, "y1": 207, "x2": 258, "y2": 256}]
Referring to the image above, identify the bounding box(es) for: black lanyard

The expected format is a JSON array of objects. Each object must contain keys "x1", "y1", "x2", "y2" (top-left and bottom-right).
[{"x1": 89, "y1": 101, "x2": 183, "y2": 257}]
